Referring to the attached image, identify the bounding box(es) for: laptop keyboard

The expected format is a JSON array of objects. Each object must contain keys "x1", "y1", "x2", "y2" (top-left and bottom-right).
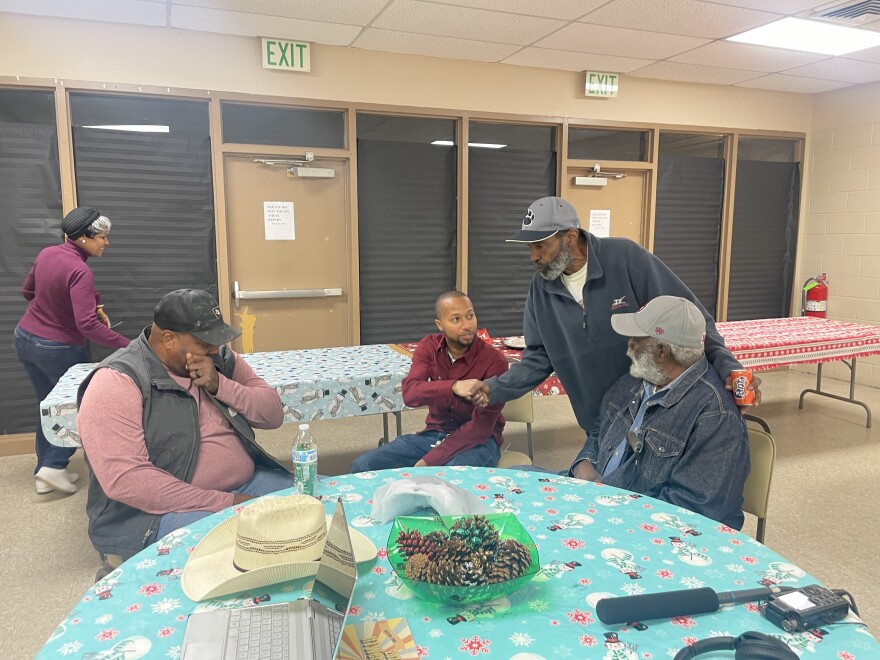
[{"x1": 229, "y1": 604, "x2": 290, "y2": 660}]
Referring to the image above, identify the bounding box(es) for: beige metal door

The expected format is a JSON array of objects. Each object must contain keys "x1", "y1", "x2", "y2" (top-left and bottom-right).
[
  {"x1": 564, "y1": 167, "x2": 648, "y2": 245},
  {"x1": 224, "y1": 156, "x2": 350, "y2": 352}
]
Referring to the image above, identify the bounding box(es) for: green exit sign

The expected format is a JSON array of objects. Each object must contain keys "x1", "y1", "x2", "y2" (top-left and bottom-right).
[
  {"x1": 585, "y1": 71, "x2": 619, "y2": 97},
  {"x1": 262, "y1": 38, "x2": 310, "y2": 72}
]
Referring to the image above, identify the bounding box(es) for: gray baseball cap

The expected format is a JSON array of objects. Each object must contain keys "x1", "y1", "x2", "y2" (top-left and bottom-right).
[
  {"x1": 507, "y1": 196, "x2": 580, "y2": 243},
  {"x1": 611, "y1": 296, "x2": 706, "y2": 349}
]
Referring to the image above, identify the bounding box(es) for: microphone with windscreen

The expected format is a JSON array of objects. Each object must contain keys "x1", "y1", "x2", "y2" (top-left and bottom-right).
[{"x1": 596, "y1": 586, "x2": 793, "y2": 625}]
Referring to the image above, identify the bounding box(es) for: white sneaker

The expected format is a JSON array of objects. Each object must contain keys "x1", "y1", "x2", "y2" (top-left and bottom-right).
[
  {"x1": 35, "y1": 467, "x2": 78, "y2": 495},
  {"x1": 65, "y1": 470, "x2": 80, "y2": 484}
]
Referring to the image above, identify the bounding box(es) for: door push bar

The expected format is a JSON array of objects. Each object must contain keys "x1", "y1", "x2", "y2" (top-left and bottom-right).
[{"x1": 233, "y1": 281, "x2": 343, "y2": 308}]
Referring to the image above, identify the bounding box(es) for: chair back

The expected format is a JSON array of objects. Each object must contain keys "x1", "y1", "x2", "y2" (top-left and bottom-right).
[
  {"x1": 503, "y1": 392, "x2": 535, "y2": 424},
  {"x1": 742, "y1": 428, "x2": 777, "y2": 543}
]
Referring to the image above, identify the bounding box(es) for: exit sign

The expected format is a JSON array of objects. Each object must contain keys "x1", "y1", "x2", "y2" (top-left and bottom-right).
[
  {"x1": 585, "y1": 71, "x2": 619, "y2": 97},
  {"x1": 262, "y1": 38, "x2": 310, "y2": 72}
]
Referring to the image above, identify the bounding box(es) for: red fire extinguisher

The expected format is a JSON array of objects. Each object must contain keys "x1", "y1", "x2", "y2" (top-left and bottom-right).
[{"x1": 802, "y1": 274, "x2": 828, "y2": 318}]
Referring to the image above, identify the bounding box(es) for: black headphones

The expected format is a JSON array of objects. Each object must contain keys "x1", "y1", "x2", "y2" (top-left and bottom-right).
[{"x1": 673, "y1": 631, "x2": 797, "y2": 660}]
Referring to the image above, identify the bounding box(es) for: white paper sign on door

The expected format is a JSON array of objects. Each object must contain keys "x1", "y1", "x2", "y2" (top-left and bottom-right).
[
  {"x1": 264, "y1": 201, "x2": 295, "y2": 240},
  {"x1": 589, "y1": 209, "x2": 611, "y2": 238}
]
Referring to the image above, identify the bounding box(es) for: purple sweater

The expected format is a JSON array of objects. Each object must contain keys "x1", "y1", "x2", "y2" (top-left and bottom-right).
[{"x1": 19, "y1": 240, "x2": 129, "y2": 349}]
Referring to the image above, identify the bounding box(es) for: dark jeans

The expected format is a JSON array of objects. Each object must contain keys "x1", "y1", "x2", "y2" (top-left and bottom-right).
[
  {"x1": 351, "y1": 430, "x2": 501, "y2": 472},
  {"x1": 14, "y1": 325, "x2": 89, "y2": 472}
]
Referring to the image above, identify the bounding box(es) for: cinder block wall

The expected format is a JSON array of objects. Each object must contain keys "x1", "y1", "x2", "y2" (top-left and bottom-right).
[{"x1": 800, "y1": 81, "x2": 880, "y2": 387}]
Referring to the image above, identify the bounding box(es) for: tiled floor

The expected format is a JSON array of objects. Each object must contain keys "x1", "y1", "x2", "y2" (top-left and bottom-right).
[{"x1": 4, "y1": 369, "x2": 879, "y2": 657}]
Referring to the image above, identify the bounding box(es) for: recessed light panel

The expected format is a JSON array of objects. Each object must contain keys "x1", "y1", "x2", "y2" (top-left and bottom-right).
[{"x1": 728, "y1": 17, "x2": 880, "y2": 56}]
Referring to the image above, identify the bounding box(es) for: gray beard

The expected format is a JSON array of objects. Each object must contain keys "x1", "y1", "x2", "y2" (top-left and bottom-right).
[
  {"x1": 628, "y1": 346, "x2": 667, "y2": 386},
  {"x1": 538, "y1": 241, "x2": 573, "y2": 280}
]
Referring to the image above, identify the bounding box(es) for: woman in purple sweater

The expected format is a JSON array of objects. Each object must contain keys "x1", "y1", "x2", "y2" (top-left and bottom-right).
[{"x1": 14, "y1": 207, "x2": 129, "y2": 496}]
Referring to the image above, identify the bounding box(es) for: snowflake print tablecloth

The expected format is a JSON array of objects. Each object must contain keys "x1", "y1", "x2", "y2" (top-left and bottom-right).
[
  {"x1": 41, "y1": 344, "x2": 413, "y2": 448},
  {"x1": 39, "y1": 468, "x2": 878, "y2": 659}
]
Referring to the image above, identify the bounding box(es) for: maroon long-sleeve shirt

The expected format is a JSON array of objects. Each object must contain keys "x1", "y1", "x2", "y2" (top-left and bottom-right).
[
  {"x1": 19, "y1": 240, "x2": 128, "y2": 348},
  {"x1": 404, "y1": 334, "x2": 508, "y2": 466}
]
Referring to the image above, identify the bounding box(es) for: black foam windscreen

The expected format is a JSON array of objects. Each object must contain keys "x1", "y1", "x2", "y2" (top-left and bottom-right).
[{"x1": 596, "y1": 587, "x2": 721, "y2": 624}]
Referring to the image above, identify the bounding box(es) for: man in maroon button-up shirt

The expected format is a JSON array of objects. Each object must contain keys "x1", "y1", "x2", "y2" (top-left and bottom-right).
[{"x1": 351, "y1": 291, "x2": 508, "y2": 471}]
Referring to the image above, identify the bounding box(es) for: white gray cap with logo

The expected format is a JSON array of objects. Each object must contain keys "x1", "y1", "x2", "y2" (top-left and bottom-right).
[{"x1": 611, "y1": 295, "x2": 706, "y2": 349}]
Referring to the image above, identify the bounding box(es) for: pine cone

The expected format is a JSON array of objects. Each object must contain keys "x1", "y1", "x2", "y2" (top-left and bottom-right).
[
  {"x1": 404, "y1": 553, "x2": 432, "y2": 581},
  {"x1": 458, "y1": 555, "x2": 486, "y2": 586},
  {"x1": 450, "y1": 515, "x2": 500, "y2": 553},
  {"x1": 396, "y1": 529, "x2": 443, "y2": 560},
  {"x1": 425, "y1": 558, "x2": 464, "y2": 586},
  {"x1": 435, "y1": 536, "x2": 471, "y2": 563},
  {"x1": 486, "y1": 538, "x2": 532, "y2": 583}
]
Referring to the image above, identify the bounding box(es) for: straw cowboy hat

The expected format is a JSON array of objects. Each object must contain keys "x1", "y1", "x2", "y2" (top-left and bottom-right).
[{"x1": 182, "y1": 494, "x2": 376, "y2": 601}]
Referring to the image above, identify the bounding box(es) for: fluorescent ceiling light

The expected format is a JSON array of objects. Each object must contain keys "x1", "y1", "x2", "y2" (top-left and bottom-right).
[
  {"x1": 83, "y1": 124, "x2": 170, "y2": 133},
  {"x1": 728, "y1": 17, "x2": 880, "y2": 56},
  {"x1": 431, "y1": 140, "x2": 506, "y2": 148}
]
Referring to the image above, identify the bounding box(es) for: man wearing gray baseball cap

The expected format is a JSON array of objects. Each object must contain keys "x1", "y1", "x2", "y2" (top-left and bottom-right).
[
  {"x1": 569, "y1": 295, "x2": 750, "y2": 528},
  {"x1": 456, "y1": 196, "x2": 758, "y2": 446}
]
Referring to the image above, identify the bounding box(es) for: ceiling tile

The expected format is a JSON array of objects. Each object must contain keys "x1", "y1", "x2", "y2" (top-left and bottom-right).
[
  {"x1": 352, "y1": 27, "x2": 520, "y2": 62},
  {"x1": 842, "y1": 43, "x2": 880, "y2": 64},
  {"x1": 536, "y1": 22, "x2": 710, "y2": 59},
  {"x1": 578, "y1": 0, "x2": 779, "y2": 39},
  {"x1": 784, "y1": 57, "x2": 880, "y2": 84},
  {"x1": 424, "y1": 0, "x2": 610, "y2": 21},
  {"x1": 630, "y1": 60, "x2": 766, "y2": 84},
  {"x1": 171, "y1": 0, "x2": 389, "y2": 25},
  {"x1": 670, "y1": 40, "x2": 827, "y2": 72},
  {"x1": 0, "y1": 0, "x2": 166, "y2": 26},
  {"x1": 170, "y1": 5, "x2": 362, "y2": 44},
  {"x1": 501, "y1": 47, "x2": 654, "y2": 73},
  {"x1": 372, "y1": 0, "x2": 565, "y2": 46},
  {"x1": 700, "y1": 0, "x2": 826, "y2": 13},
  {"x1": 736, "y1": 73, "x2": 852, "y2": 93}
]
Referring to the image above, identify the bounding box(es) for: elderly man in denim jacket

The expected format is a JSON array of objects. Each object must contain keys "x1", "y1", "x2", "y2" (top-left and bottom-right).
[{"x1": 571, "y1": 296, "x2": 750, "y2": 529}]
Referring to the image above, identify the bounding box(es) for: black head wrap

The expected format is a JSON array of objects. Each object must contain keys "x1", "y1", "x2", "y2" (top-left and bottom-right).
[{"x1": 62, "y1": 207, "x2": 101, "y2": 240}]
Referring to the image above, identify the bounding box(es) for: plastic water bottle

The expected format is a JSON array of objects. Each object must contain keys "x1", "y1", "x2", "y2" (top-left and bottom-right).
[{"x1": 292, "y1": 423, "x2": 318, "y2": 496}]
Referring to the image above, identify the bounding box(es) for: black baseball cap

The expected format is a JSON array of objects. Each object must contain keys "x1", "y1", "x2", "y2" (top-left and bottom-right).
[{"x1": 153, "y1": 289, "x2": 241, "y2": 345}]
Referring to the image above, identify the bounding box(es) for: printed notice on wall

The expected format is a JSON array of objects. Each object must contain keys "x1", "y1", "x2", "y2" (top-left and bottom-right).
[
  {"x1": 264, "y1": 201, "x2": 295, "y2": 240},
  {"x1": 589, "y1": 209, "x2": 610, "y2": 238}
]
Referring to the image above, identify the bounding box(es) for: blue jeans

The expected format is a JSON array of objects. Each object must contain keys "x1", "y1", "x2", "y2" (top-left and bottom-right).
[
  {"x1": 351, "y1": 430, "x2": 501, "y2": 472},
  {"x1": 14, "y1": 326, "x2": 90, "y2": 472},
  {"x1": 155, "y1": 467, "x2": 294, "y2": 540}
]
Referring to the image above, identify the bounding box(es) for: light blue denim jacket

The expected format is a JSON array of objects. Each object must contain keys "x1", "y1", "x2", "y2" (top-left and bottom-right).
[{"x1": 573, "y1": 356, "x2": 750, "y2": 529}]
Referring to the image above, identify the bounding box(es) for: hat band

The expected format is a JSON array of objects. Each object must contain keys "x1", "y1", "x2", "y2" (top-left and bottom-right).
[{"x1": 232, "y1": 527, "x2": 326, "y2": 572}]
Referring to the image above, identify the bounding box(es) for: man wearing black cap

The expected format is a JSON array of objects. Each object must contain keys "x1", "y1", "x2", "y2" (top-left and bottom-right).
[
  {"x1": 455, "y1": 196, "x2": 758, "y2": 447},
  {"x1": 76, "y1": 289, "x2": 289, "y2": 559}
]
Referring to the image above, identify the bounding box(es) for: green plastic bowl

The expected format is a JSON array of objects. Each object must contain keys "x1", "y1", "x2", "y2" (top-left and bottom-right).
[{"x1": 387, "y1": 512, "x2": 540, "y2": 604}]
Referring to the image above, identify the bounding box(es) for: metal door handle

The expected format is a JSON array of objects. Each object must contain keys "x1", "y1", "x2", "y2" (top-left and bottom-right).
[{"x1": 233, "y1": 281, "x2": 343, "y2": 307}]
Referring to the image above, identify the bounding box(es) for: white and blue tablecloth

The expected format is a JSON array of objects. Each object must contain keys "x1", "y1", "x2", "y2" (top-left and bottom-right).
[
  {"x1": 39, "y1": 467, "x2": 876, "y2": 659},
  {"x1": 41, "y1": 344, "x2": 413, "y2": 448}
]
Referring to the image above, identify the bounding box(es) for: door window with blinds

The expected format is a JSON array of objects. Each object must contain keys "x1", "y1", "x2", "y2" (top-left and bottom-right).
[
  {"x1": 69, "y1": 93, "x2": 215, "y2": 361},
  {"x1": 467, "y1": 122, "x2": 556, "y2": 336},
  {"x1": 654, "y1": 132, "x2": 726, "y2": 316},
  {"x1": 356, "y1": 115, "x2": 457, "y2": 344},
  {"x1": 0, "y1": 88, "x2": 62, "y2": 434},
  {"x1": 727, "y1": 138, "x2": 801, "y2": 320}
]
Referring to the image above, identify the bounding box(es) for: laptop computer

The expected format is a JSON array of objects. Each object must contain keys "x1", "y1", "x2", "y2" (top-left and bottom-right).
[{"x1": 182, "y1": 500, "x2": 358, "y2": 660}]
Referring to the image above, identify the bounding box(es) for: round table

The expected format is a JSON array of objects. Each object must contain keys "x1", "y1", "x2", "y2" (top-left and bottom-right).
[{"x1": 40, "y1": 467, "x2": 877, "y2": 659}]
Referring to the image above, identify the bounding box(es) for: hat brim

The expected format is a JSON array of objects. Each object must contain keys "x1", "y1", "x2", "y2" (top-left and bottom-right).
[
  {"x1": 505, "y1": 229, "x2": 560, "y2": 243},
  {"x1": 181, "y1": 513, "x2": 377, "y2": 602},
  {"x1": 610, "y1": 312, "x2": 649, "y2": 339},
  {"x1": 190, "y1": 323, "x2": 242, "y2": 346}
]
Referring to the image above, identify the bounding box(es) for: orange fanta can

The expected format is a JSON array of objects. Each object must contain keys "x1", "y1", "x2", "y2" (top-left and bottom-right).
[{"x1": 731, "y1": 369, "x2": 755, "y2": 405}]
